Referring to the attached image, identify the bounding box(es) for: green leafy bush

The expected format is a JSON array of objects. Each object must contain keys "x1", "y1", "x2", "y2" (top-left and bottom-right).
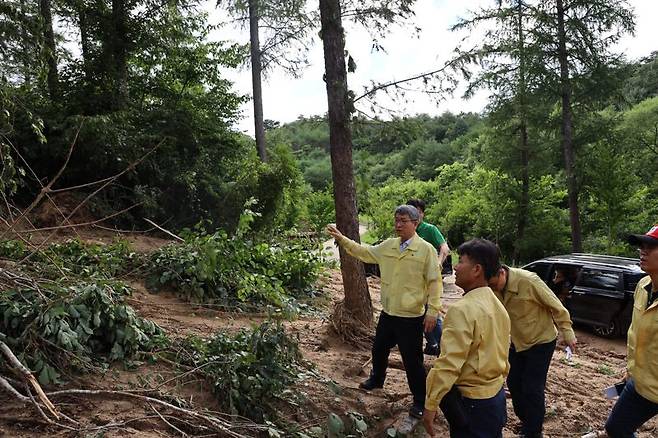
[
  {"x1": 0, "y1": 238, "x2": 141, "y2": 278},
  {"x1": 176, "y1": 321, "x2": 302, "y2": 422},
  {"x1": 303, "y1": 186, "x2": 336, "y2": 233},
  {"x1": 146, "y1": 230, "x2": 324, "y2": 309},
  {"x1": 0, "y1": 280, "x2": 166, "y2": 385}
]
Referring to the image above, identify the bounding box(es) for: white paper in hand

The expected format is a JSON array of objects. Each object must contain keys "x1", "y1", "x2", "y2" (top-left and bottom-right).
[{"x1": 565, "y1": 346, "x2": 573, "y2": 361}]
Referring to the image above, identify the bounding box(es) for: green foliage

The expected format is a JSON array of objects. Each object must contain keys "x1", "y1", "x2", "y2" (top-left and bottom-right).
[
  {"x1": 175, "y1": 321, "x2": 303, "y2": 422},
  {"x1": 146, "y1": 229, "x2": 324, "y2": 309},
  {"x1": 302, "y1": 186, "x2": 336, "y2": 233},
  {"x1": 0, "y1": 280, "x2": 165, "y2": 385},
  {"x1": 365, "y1": 162, "x2": 572, "y2": 263},
  {"x1": 623, "y1": 52, "x2": 658, "y2": 104},
  {"x1": 0, "y1": 238, "x2": 141, "y2": 278}
]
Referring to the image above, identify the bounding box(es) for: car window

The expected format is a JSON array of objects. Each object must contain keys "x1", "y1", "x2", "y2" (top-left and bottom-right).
[
  {"x1": 524, "y1": 262, "x2": 551, "y2": 281},
  {"x1": 624, "y1": 273, "x2": 645, "y2": 292},
  {"x1": 577, "y1": 269, "x2": 621, "y2": 290}
]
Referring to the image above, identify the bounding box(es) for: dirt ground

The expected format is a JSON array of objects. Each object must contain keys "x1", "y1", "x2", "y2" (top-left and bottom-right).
[{"x1": 1, "y1": 230, "x2": 658, "y2": 437}]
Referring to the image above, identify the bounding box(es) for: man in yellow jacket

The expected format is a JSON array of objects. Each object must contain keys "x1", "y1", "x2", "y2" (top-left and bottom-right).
[
  {"x1": 488, "y1": 264, "x2": 576, "y2": 438},
  {"x1": 605, "y1": 225, "x2": 658, "y2": 436},
  {"x1": 326, "y1": 204, "x2": 442, "y2": 419},
  {"x1": 423, "y1": 238, "x2": 510, "y2": 437}
]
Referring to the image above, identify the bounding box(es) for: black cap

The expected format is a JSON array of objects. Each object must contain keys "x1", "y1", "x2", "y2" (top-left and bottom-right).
[{"x1": 627, "y1": 225, "x2": 658, "y2": 246}]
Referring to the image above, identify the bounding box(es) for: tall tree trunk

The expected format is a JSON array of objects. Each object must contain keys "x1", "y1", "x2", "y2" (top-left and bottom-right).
[
  {"x1": 319, "y1": 0, "x2": 372, "y2": 327},
  {"x1": 78, "y1": 8, "x2": 93, "y2": 84},
  {"x1": 556, "y1": 0, "x2": 583, "y2": 252},
  {"x1": 111, "y1": 0, "x2": 129, "y2": 109},
  {"x1": 39, "y1": 0, "x2": 59, "y2": 100},
  {"x1": 249, "y1": 0, "x2": 267, "y2": 162},
  {"x1": 515, "y1": 121, "x2": 529, "y2": 264},
  {"x1": 514, "y1": 0, "x2": 529, "y2": 264}
]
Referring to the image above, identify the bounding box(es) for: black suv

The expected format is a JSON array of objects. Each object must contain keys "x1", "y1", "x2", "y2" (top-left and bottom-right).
[{"x1": 523, "y1": 253, "x2": 645, "y2": 338}]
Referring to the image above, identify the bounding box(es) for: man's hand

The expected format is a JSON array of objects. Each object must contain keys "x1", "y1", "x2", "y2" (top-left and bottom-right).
[
  {"x1": 424, "y1": 314, "x2": 438, "y2": 333},
  {"x1": 422, "y1": 408, "x2": 436, "y2": 437},
  {"x1": 326, "y1": 224, "x2": 344, "y2": 241},
  {"x1": 565, "y1": 336, "x2": 577, "y2": 353}
]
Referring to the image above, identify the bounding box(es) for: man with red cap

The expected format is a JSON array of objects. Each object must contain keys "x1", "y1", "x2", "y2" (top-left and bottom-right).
[{"x1": 605, "y1": 224, "x2": 658, "y2": 437}]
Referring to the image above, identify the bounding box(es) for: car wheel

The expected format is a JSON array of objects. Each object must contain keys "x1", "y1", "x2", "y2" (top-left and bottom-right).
[{"x1": 593, "y1": 318, "x2": 621, "y2": 338}]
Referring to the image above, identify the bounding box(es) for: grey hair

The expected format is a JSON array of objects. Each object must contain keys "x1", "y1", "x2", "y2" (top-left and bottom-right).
[{"x1": 395, "y1": 204, "x2": 420, "y2": 221}]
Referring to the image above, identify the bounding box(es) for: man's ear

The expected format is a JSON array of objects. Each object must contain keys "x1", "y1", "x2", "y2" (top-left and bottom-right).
[{"x1": 473, "y1": 263, "x2": 484, "y2": 279}]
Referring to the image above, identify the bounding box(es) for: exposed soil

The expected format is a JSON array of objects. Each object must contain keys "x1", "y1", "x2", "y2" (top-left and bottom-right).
[{"x1": 1, "y1": 231, "x2": 657, "y2": 437}]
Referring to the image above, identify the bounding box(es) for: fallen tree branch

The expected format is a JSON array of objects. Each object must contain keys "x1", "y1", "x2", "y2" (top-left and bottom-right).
[
  {"x1": 9, "y1": 202, "x2": 143, "y2": 233},
  {"x1": 47, "y1": 389, "x2": 265, "y2": 437},
  {"x1": 19, "y1": 140, "x2": 164, "y2": 264},
  {"x1": 144, "y1": 218, "x2": 184, "y2": 242},
  {"x1": 149, "y1": 403, "x2": 189, "y2": 437},
  {"x1": 0, "y1": 125, "x2": 80, "y2": 242},
  {"x1": 0, "y1": 340, "x2": 60, "y2": 419}
]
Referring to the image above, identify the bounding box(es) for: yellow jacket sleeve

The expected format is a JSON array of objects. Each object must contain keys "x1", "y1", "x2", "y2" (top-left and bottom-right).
[
  {"x1": 425, "y1": 247, "x2": 442, "y2": 317},
  {"x1": 426, "y1": 279, "x2": 442, "y2": 317},
  {"x1": 336, "y1": 236, "x2": 379, "y2": 264},
  {"x1": 425, "y1": 305, "x2": 472, "y2": 411},
  {"x1": 627, "y1": 290, "x2": 641, "y2": 374},
  {"x1": 531, "y1": 276, "x2": 576, "y2": 343}
]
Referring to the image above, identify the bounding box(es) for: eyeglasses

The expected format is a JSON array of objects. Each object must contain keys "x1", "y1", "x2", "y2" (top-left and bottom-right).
[{"x1": 394, "y1": 219, "x2": 415, "y2": 225}]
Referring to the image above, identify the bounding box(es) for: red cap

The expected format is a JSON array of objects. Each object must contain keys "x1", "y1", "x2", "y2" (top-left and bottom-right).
[{"x1": 628, "y1": 225, "x2": 658, "y2": 246}]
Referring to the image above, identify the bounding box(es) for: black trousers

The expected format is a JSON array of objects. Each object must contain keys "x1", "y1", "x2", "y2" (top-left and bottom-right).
[
  {"x1": 371, "y1": 311, "x2": 426, "y2": 407},
  {"x1": 507, "y1": 338, "x2": 557, "y2": 437},
  {"x1": 440, "y1": 385, "x2": 507, "y2": 438}
]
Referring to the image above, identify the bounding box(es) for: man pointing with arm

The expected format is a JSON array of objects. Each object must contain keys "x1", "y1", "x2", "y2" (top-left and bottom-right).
[{"x1": 327, "y1": 204, "x2": 442, "y2": 419}]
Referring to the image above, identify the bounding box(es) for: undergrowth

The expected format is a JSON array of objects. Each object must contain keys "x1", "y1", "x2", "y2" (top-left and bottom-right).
[
  {"x1": 0, "y1": 278, "x2": 166, "y2": 385},
  {"x1": 146, "y1": 229, "x2": 325, "y2": 311},
  {"x1": 173, "y1": 321, "x2": 305, "y2": 423},
  {"x1": 0, "y1": 238, "x2": 141, "y2": 278}
]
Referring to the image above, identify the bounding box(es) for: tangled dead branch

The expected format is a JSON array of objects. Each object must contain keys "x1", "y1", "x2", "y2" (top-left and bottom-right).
[
  {"x1": 330, "y1": 299, "x2": 373, "y2": 349},
  {"x1": 0, "y1": 340, "x2": 61, "y2": 420},
  {"x1": 0, "y1": 335, "x2": 267, "y2": 436}
]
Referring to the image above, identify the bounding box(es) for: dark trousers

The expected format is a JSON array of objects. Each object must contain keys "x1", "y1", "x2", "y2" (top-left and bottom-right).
[
  {"x1": 424, "y1": 316, "x2": 443, "y2": 346},
  {"x1": 440, "y1": 386, "x2": 507, "y2": 438},
  {"x1": 371, "y1": 311, "x2": 425, "y2": 407},
  {"x1": 507, "y1": 338, "x2": 557, "y2": 437},
  {"x1": 605, "y1": 378, "x2": 658, "y2": 437}
]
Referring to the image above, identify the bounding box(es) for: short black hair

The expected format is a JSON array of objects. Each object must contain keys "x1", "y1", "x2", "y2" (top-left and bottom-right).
[
  {"x1": 457, "y1": 238, "x2": 501, "y2": 280},
  {"x1": 407, "y1": 198, "x2": 426, "y2": 213}
]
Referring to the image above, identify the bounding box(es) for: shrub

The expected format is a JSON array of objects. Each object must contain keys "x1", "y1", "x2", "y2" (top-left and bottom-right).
[
  {"x1": 146, "y1": 230, "x2": 324, "y2": 309},
  {"x1": 0, "y1": 280, "x2": 165, "y2": 385},
  {"x1": 175, "y1": 321, "x2": 303, "y2": 422}
]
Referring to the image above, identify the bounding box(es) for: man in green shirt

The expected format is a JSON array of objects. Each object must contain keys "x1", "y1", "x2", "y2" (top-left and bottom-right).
[
  {"x1": 407, "y1": 199, "x2": 450, "y2": 267},
  {"x1": 408, "y1": 199, "x2": 450, "y2": 356}
]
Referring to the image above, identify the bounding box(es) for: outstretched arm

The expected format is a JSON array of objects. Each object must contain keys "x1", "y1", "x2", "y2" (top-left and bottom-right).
[{"x1": 326, "y1": 224, "x2": 379, "y2": 264}]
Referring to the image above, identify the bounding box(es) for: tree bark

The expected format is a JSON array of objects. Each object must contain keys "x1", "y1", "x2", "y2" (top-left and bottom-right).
[
  {"x1": 319, "y1": 0, "x2": 372, "y2": 327},
  {"x1": 556, "y1": 0, "x2": 583, "y2": 252},
  {"x1": 39, "y1": 0, "x2": 59, "y2": 100},
  {"x1": 111, "y1": 0, "x2": 129, "y2": 109},
  {"x1": 249, "y1": 0, "x2": 267, "y2": 162}
]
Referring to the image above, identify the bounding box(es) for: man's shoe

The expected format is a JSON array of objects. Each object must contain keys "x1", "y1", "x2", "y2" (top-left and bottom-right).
[
  {"x1": 424, "y1": 343, "x2": 440, "y2": 356},
  {"x1": 359, "y1": 377, "x2": 384, "y2": 391},
  {"x1": 409, "y1": 404, "x2": 423, "y2": 419}
]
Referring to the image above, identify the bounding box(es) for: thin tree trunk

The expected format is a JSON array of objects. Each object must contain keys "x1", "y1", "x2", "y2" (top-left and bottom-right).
[
  {"x1": 249, "y1": 0, "x2": 267, "y2": 162},
  {"x1": 78, "y1": 8, "x2": 93, "y2": 85},
  {"x1": 39, "y1": 0, "x2": 59, "y2": 100},
  {"x1": 112, "y1": 0, "x2": 129, "y2": 109},
  {"x1": 319, "y1": 0, "x2": 372, "y2": 327},
  {"x1": 556, "y1": 0, "x2": 583, "y2": 252},
  {"x1": 514, "y1": 0, "x2": 529, "y2": 264}
]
